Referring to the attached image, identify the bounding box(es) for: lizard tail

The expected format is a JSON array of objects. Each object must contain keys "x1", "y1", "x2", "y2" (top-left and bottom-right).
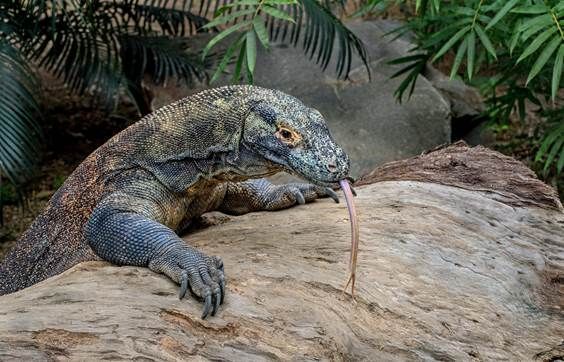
[{"x1": 0, "y1": 155, "x2": 103, "y2": 296}]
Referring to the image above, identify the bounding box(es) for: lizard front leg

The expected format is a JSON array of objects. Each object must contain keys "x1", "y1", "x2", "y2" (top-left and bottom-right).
[
  {"x1": 85, "y1": 188, "x2": 225, "y2": 319},
  {"x1": 218, "y1": 179, "x2": 339, "y2": 216}
]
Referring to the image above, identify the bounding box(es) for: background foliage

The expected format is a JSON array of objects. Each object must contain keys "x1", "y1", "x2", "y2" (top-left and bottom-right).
[{"x1": 357, "y1": 0, "x2": 563, "y2": 180}]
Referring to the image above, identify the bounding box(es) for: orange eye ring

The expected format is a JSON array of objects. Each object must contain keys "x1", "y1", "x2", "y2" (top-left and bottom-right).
[{"x1": 275, "y1": 126, "x2": 301, "y2": 147}]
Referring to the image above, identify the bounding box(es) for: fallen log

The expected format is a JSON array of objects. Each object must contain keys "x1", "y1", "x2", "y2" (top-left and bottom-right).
[{"x1": 0, "y1": 143, "x2": 562, "y2": 361}]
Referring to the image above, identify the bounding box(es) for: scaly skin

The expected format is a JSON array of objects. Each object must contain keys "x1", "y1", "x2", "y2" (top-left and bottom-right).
[{"x1": 0, "y1": 85, "x2": 350, "y2": 318}]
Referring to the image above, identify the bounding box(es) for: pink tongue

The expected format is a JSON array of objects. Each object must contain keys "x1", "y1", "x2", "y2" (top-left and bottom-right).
[{"x1": 339, "y1": 179, "x2": 359, "y2": 297}]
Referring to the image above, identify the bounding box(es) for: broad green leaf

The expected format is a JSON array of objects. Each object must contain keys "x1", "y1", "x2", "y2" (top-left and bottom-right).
[
  {"x1": 467, "y1": 30, "x2": 475, "y2": 80},
  {"x1": 262, "y1": 5, "x2": 295, "y2": 23},
  {"x1": 210, "y1": 34, "x2": 244, "y2": 84},
  {"x1": 486, "y1": 0, "x2": 519, "y2": 30},
  {"x1": 202, "y1": 21, "x2": 250, "y2": 60},
  {"x1": 450, "y1": 37, "x2": 467, "y2": 79},
  {"x1": 247, "y1": 68, "x2": 254, "y2": 83},
  {"x1": 522, "y1": 13, "x2": 553, "y2": 29},
  {"x1": 544, "y1": 137, "x2": 564, "y2": 172},
  {"x1": 202, "y1": 9, "x2": 256, "y2": 29},
  {"x1": 423, "y1": 18, "x2": 473, "y2": 48},
  {"x1": 432, "y1": 26, "x2": 470, "y2": 62},
  {"x1": 477, "y1": 14, "x2": 493, "y2": 24},
  {"x1": 246, "y1": 30, "x2": 256, "y2": 74},
  {"x1": 517, "y1": 28, "x2": 557, "y2": 63},
  {"x1": 253, "y1": 18, "x2": 270, "y2": 49},
  {"x1": 536, "y1": 127, "x2": 563, "y2": 161},
  {"x1": 509, "y1": 21, "x2": 522, "y2": 54},
  {"x1": 520, "y1": 14, "x2": 552, "y2": 41},
  {"x1": 511, "y1": 5, "x2": 548, "y2": 14},
  {"x1": 552, "y1": 45, "x2": 564, "y2": 100},
  {"x1": 475, "y1": 24, "x2": 497, "y2": 59},
  {"x1": 527, "y1": 35, "x2": 561, "y2": 84},
  {"x1": 557, "y1": 147, "x2": 564, "y2": 173},
  {"x1": 454, "y1": 6, "x2": 475, "y2": 16},
  {"x1": 232, "y1": 41, "x2": 246, "y2": 83}
]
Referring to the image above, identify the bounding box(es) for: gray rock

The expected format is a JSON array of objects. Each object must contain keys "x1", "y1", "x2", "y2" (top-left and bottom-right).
[{"x1": 423, "y1": 66, "x2": 489, "y2": 145}]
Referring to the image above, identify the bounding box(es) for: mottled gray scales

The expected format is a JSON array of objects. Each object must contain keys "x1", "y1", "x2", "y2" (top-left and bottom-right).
[{"x1": 0, "y1": 85, "x2": 350, "y2": 318}]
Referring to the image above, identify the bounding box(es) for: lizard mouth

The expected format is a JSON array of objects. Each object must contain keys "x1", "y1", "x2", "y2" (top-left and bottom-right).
[
  {"x1": 298, "y1": 175, "x2": 355, "y2": 188},
  {"x1": 251, "y1": 143, "x2": 348, "y2": 187},
  {"x1": 281, "y1": 165, "x2": 350, "y2": 188}
]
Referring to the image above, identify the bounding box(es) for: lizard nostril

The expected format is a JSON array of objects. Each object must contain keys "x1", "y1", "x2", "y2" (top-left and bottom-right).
[{"x1": 327, "y1": 163, "x2": 338, "y2": 173}]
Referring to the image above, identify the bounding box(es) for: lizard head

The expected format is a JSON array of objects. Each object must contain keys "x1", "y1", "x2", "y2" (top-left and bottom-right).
[{"x1": 242, "y1": 89, "x2": 350, "y2": 187}]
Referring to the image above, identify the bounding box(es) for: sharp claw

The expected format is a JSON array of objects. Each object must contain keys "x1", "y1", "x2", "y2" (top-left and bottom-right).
[
  {"x1": 325, "y1": 187, "x2": 340, "y2": 203},
  {"x1": 179, "y1": 272, "x2": 188, "y2": 300},
  {"x1": 202, "y1": 295, "x2": 212, "y2": 319},
  {"x1": 219, "y1": 279, "x2": 225, "y2": 304},
  {"x1": 295, "y1": 191, "x2": 306, "y2": 205},
  {"x1": 350, "y1": 185, "x2": 357, "y2": 197},
  {"x1": 212, "y1": 290, "x2": 221, "y2": 316}
]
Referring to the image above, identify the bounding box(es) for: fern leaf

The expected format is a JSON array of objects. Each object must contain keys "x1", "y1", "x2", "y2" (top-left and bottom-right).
[
  {"x1": 517, "y1": 28, "x2": 557, "y2": 63},
  {"x1": 0, "y1": 42, "x2": 41, "y2": 187},
  {"x1": 526, "y1": 34, "x2": 561, "y2": 85},
  {"x1": 552, "y1": 44, "x2": 564, "y2": 100}
]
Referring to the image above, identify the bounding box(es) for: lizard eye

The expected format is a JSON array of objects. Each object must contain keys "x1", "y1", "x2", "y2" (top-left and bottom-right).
[
  {"x1": 275, "y1": 126, "x2": 301, "y2": 148},
  {"x1": 280, "y1": 129, "x2": 292, "y2": 139}
]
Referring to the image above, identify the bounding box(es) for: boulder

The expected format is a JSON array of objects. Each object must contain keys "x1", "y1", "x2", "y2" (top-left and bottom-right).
[{"x1": 1, "y1": 143, "x2": 562, "y2": 361}]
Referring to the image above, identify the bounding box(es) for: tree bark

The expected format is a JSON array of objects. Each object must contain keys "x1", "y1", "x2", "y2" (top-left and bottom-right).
[{"x1": 0, "y1": 143, "x2": 562, "y2": 361}]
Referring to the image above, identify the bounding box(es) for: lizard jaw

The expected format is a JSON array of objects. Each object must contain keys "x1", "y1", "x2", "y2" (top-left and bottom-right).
[{"x1": 247, "y1": 143, "x2": 348, "y2": 187}]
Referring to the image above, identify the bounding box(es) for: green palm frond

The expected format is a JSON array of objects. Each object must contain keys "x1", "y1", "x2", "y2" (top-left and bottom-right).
[
  {"x1": 28, "y1": 14, "x2": 124, "y2": 107},
  {"x1": 120, "y1": 35, "x2": 207, "y2": 86},
  {"x1": 535, "y1": 109, "x2": 564, "y2": 175},
  {"x1": 272, "y1": 0, "x2": 369, "y2": 77},
  {"x1": 205, "y1": 0, "x2": 370, "y2": 83},
  {"x1": 101, "y1": 0, "x2": 210, "y2": 36},
  {"x1": 20, "y1": 0, "x2": 210, "y2": 111},
  {"x1": 0, "y1": 41, "x2": 42, "y2": 187},
  {"x1": 120, "y1": 35, "x2": 208, "y2": 114}
]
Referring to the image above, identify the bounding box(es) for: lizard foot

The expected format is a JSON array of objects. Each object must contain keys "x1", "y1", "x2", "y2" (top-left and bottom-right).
[
  {"x1": 149, "y1": 245, "x2": 225, "y2": 319},
  {"x1": 270, "y1": 183, "x2": 340, "y2": 207}
]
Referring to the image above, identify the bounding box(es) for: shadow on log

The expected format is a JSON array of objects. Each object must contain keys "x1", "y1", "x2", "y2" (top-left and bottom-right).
[{"x1": 0, "y1": 142, "x2": 563, "y2": 361}]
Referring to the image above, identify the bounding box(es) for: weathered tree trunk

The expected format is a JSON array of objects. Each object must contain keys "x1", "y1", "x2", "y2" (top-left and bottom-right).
[{"x1": 0, "y1": 142, "x2": 562, "y2": 361}]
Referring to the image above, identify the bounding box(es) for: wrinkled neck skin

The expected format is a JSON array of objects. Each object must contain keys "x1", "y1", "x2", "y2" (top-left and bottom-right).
[
  {"x1": 204, "y1": 143, "x2": 284, "y2": 185},
  {"x1": 127, "y1": 122, "x2": 283, "y2": 194},
  {"x1": 101, "y1": 87, "x2": 284, "y2": 193}
]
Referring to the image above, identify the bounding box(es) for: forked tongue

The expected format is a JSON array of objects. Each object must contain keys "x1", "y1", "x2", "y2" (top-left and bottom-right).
[{"x1": 339, "y1": 179, "x2": 359, "y2": 298}]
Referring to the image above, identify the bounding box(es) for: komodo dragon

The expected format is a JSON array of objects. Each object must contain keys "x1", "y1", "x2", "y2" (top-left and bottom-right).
[{"x1": 0, "y1": 85, "x2": 350, "y2": 318}]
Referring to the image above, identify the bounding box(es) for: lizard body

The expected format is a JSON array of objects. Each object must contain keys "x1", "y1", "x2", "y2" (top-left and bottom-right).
[{"x1": 0, "y1": 85, "x2": 350, "y2": 317}]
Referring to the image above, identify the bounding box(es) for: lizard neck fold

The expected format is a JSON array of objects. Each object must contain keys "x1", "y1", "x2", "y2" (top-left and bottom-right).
[{"x1": 97, "y1": 86, "x2": 279, "y2": 194}]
